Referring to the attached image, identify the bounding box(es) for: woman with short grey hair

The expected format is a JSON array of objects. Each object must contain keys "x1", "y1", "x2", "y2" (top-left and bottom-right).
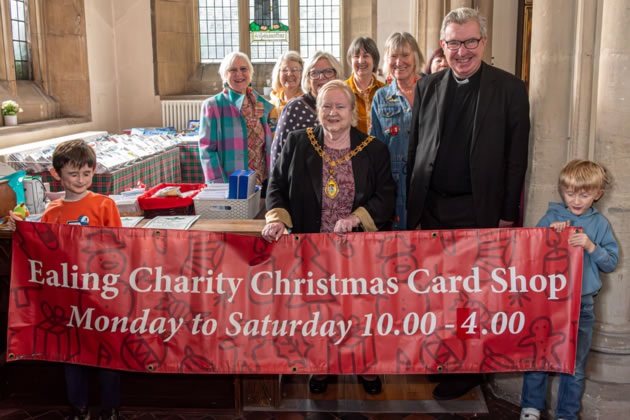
[{"x1": 198, "y1": 52, "x2": 274, "y2": 194}]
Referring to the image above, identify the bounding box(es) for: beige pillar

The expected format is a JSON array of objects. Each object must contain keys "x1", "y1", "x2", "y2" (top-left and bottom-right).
[
  {"x1": 416, "y1": 0, "x2": 445, "y2": 62},
  {"x1": 449, "y1": 0, "x2": 472, "y2": 9},
  {"x1": 490, "y1": 0, "x2": 630, "y2": 417},
  {"x1": 523, "y1": 0, "x2": 575, "y2": 225},
  {"x1": 587, "y1": 0, "x2": 630, "y2": 392},
  {"x1": 476, "y1": 0, "x2": 493, "y2": 64}
]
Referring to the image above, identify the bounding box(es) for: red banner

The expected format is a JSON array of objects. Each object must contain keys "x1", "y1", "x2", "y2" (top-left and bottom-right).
[{"x1": 7, "y1": 223, "x2": 582, "y2": 375}]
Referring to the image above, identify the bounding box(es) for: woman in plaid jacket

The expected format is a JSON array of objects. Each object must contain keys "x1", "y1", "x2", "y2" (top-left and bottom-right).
[{"x1": 198, "y1": 52, "x2": 274, "y2": 193}]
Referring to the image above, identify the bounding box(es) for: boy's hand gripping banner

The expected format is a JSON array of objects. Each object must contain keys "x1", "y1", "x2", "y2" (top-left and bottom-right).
[{"x1": 7, "y1": 223, "x2": 582, "y2": 374}]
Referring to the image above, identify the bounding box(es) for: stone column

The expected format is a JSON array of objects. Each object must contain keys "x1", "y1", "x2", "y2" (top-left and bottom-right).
[
  {"x1": 475, "y1": 0, "x2": 493, "y2": 64},
  {"x1": 584, "y1": 0, "x2": 630, "y2": 415},
  {"x1": 416, "y1": 0, "x2": 446, "y2": 64},
  {"x1": 490, "y1": 0, "x2": 630, "y2": 417},
  {"x1": 449, "y1": 0, "x2": 472, "y2": 9},
  {"x1": 523, "y1": 0, "x2": 575, "y2": 224}
]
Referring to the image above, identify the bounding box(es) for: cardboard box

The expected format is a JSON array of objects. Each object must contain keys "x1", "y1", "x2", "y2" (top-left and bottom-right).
[
  {"x1": 228, "y1": 170, "x2": 244, "y2": 199},
  {"x1": 238, "y1": 170, "x2": 255, "y2": 199}
]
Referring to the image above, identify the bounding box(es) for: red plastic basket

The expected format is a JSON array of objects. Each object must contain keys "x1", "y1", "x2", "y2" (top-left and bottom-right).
[{"x1": 137, "y1": 183, "x2": 206, "y2": 218}]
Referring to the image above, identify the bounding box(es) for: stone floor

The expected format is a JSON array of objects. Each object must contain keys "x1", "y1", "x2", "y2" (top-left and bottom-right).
[
  {"x1": 0, "y1": 363, "x2": 546, "y2": 420},
  {"x1": 0, "y1": 385, "x2": 539, "y2": 420}
]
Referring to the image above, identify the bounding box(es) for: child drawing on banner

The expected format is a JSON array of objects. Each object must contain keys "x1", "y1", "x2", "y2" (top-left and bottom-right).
[
  {"x1": 520, "y1": 159, "x2": 618, "y2": 420},
  {"x1": 8, "y1": 139, "x2": 122, "y2": 420}
]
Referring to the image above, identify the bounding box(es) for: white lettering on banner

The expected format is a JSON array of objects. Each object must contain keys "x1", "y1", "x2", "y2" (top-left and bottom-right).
[
  {"x1": 407, "y1": 267, "x2": 481, "y2": 294},
  {"x1": 28, "y1": 260, "x2": 568, "y2": 305},
  {"x1": 250, "y1": 270, "x2": 399, "y2": 296},
  {"x1": 68, "y1": 306, "x2": 185, "y2": 342},
  {"x1": 405, "y1": 266, "x2": 567, "y2": 300},
  {"x1": 27, "y1": 259, "x2": 120, "y2": 299},
  {"x1": 128, "y1": 267, "x2": 243, "y2": 302},
  {"x1": 225, "y1": 311, "x2": 353, "y2": 345},
  {"x1": 491, "y1": 267, "x2": 567, "y2": 300}
]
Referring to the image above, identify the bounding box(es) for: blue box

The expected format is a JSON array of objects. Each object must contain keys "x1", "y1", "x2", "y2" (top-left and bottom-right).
[
  {"x1": 238, "y1": 170, "x2": 255, "y2": 199},
  {"x1": 228, "y1": 170, "x2": 244, "y2": 199}
]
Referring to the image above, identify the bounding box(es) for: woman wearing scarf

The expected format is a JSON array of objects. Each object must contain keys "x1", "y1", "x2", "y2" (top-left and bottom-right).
[{"x1": 198, "y1": 52, "x2": 274, "y2": 194}]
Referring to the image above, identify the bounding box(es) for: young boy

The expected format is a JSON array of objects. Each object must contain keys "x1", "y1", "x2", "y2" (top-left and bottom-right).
[
  {"x1": 520, "y1": 159, "x2": 619, "y2": 420},
  {"x1": 10, "y1": 139, "x2": 122, "y2": 420}
]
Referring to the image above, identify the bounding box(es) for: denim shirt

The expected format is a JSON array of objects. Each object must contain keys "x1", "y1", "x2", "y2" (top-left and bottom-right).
[{"x1": 369, "y1": 78, "x2": 413, "y2": 230}]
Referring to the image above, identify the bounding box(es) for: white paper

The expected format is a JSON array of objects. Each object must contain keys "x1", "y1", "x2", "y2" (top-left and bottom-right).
[
  {"x1": 120, "y1": 216, "x2": 144, "y2": 228},
  {"x1": 143, "y1": 215, "x2": 200, "y2": 230}
]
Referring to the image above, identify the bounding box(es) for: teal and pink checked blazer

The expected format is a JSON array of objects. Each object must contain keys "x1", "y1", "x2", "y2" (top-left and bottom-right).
[{"x1": 198, "y1": 88, "x2": 274, "y2": 183}]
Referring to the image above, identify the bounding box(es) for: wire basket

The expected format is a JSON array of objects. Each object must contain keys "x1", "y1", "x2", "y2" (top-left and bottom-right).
[{"x1": 193, "y1": 188, "x2": 261, "y2": 219}]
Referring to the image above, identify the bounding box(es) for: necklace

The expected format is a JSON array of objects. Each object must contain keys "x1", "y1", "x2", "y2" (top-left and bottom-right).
[
  {"x1": 307, "y1": 127, "x2": 374, "y2": 199},
  {"x1": 354, "y1": 75, "x2": 373, "y2": 94}
]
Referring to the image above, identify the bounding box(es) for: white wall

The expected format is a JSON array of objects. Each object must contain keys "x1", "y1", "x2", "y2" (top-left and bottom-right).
[
  {"x1": 0, "y1": 0, "x2": 161, "y2": 149},
  {"x1": 112, "y1": 0, "x2": 162, "y2": 131},
  {"x1": 376, "y1": 0, "x2": 414, "y2": 68}
]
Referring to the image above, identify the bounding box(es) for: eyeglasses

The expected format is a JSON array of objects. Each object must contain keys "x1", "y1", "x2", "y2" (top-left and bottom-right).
[
  {"x1": 443, "y1": 38, "x2": 482, "y2": 50},
  {"x1": 281, "y1": 67, "x2": 302, "y2": 74},
  {"x1": 308, "y1": 68, "x2": 336, "y2": 80}
]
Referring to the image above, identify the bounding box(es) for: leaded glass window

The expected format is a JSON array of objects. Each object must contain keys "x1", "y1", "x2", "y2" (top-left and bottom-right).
[
  {"x1": 10, "y1": 0, "x2": 30, "y2": 80},
  {"x1": 248, "y1": 0, "x2": 289, "y2": 63},
  {"x1": 199, "y1": 0, "x2": 241, "y2": 63},
  {"x1": 299, "y1": 0, "x2": 341, "y2": 60}
]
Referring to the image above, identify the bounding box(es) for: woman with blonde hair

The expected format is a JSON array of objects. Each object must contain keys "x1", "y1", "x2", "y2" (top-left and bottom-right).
[
  {"x1": 270, "y1": 51, "x2": 343, "y2": 169},
  {"x1": 268, "y1": 51, "x2": 304, "y2": 135},
  {"x1": 370, "y1": 32, "x2": 424, "y2": 230}
]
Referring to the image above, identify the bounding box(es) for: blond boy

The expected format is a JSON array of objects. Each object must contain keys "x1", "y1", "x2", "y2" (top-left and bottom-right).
[{"x1": 520, "y1": 159, "x2": 619, "y2": 420}]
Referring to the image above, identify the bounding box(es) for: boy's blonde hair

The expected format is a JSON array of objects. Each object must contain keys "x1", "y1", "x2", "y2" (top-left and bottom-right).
[
  {"x1": 558, "y1": 159, "x2": 609, "y2": 194},
  {"x1": 52, "y1": 139, "x2": 96, "y2": 173}
]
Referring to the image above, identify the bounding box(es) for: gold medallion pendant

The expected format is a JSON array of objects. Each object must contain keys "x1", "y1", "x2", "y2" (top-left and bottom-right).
[
  {"x1": 306, "y1": 127, "x2": 375, "y2": 201},
  {"x1": 326, "y1": 177, "x2": 338, "y2": 199}
]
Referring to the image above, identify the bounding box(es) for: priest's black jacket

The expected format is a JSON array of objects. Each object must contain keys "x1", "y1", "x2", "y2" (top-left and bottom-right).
[{"x1": 407, "y1": 62, "x2": 530, "y2": 229}]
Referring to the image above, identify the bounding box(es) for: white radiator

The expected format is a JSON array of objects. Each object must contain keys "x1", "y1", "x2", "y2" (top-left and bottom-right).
[{"x1": 161, "y1": 100, "x2": 204, "y2": 131}]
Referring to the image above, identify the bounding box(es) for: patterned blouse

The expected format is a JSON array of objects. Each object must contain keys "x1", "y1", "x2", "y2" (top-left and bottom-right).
[
  {"x1": 242, "y1": 91, "x2": 267, "y2": 185},
  {"x1": 320, "y1": 146, "x2": 355, "y2": 233},
  {"x1": 345, "y1": 75, "x2": 386, "y2": 135},
  {"x1": 268, "y1": 88, "x2": 302, "y2": 137},
  {"x1": 270, "y1": 94, "x2": 318, "y2": 170}
]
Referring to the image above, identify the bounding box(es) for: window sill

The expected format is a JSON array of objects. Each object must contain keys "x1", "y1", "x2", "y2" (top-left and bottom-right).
[{"x1": 0, "y1": 117, "x2": 90, "y2": 136}]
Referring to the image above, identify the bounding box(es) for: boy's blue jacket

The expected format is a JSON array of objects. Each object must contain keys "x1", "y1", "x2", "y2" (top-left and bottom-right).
[{"x1": 537, "y1": 202, "x2": 618, "y2": 302}]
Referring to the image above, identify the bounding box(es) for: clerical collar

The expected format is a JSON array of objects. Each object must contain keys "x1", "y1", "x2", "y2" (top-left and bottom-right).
[{"x1": 452, "y1": 67, "x2": 482, "y2": 85}]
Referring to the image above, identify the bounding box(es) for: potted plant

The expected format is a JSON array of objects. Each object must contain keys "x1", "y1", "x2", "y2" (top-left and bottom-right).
[{"x1": 2, "y1": 100, "x2": 24, "y2": 126}]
